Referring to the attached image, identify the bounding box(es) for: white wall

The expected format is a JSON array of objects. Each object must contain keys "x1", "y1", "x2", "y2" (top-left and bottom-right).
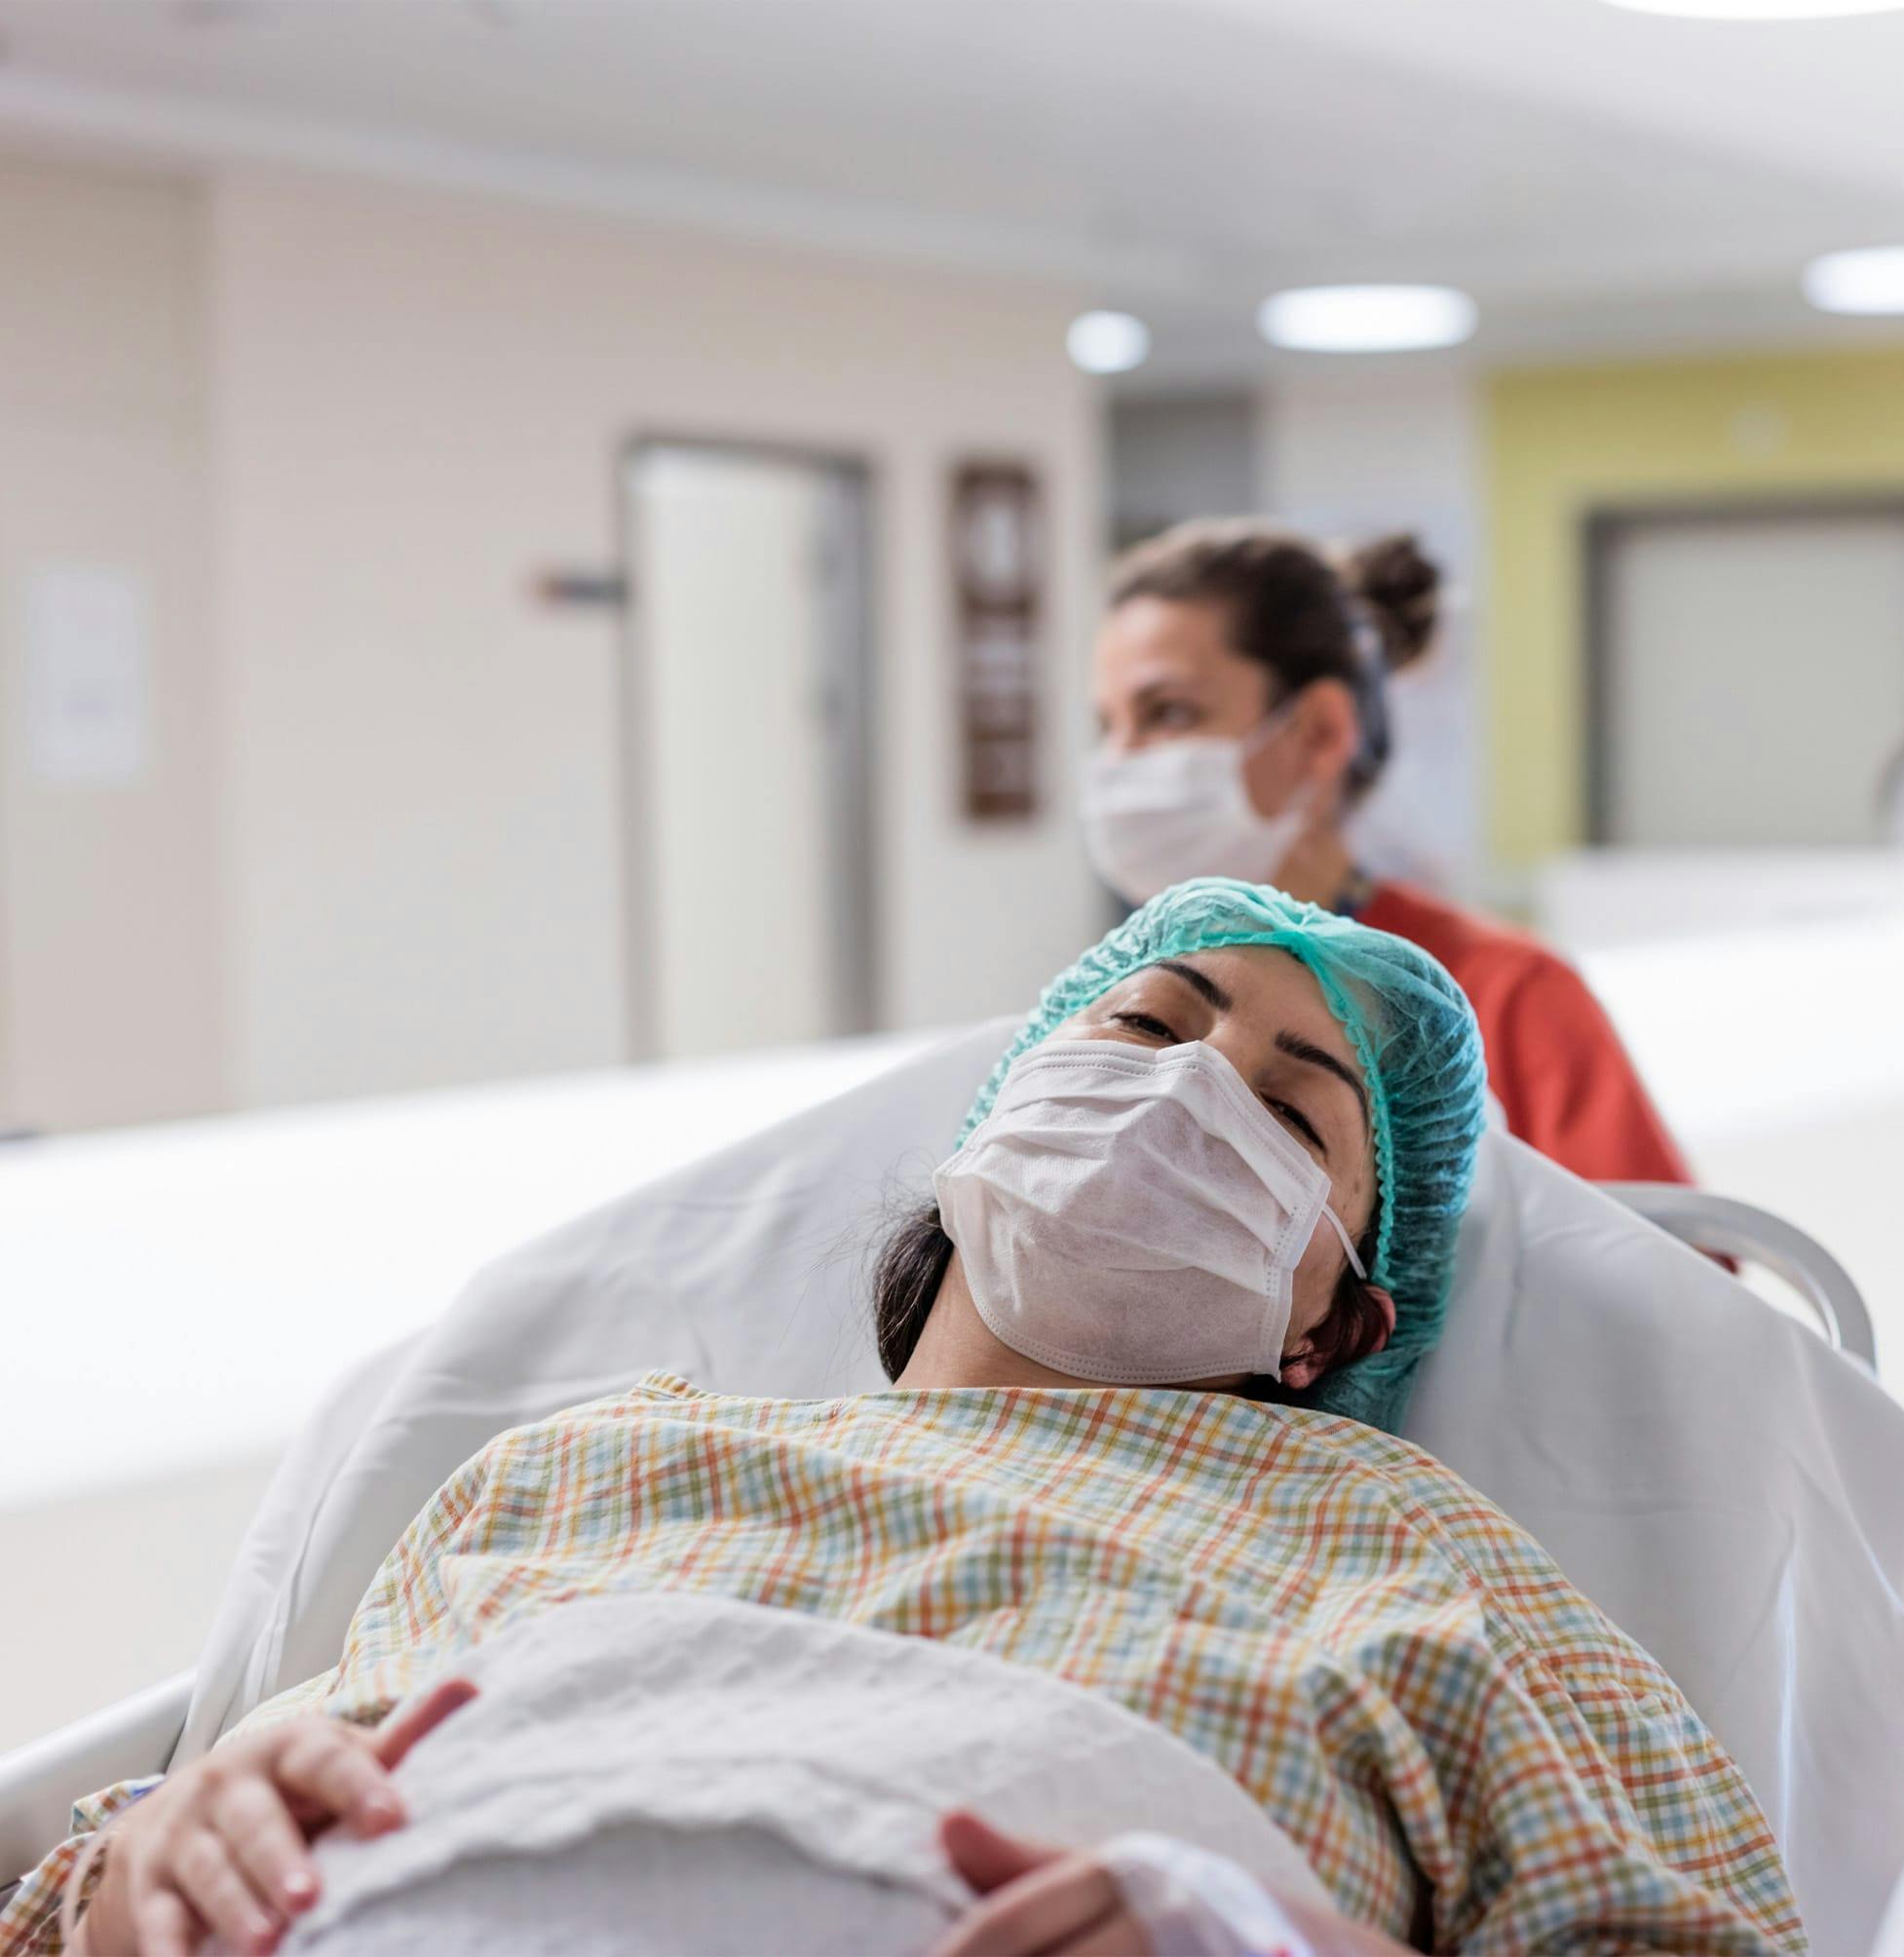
[
  {"x1": 1256, "y1": 365, "x2": 1487, "y2": 897},
  {"x1": 0, "y1": 155, "x2": 1106, "y2": 1125},
  {"x1": 0, "y1": 156, "x2": 223, "y2": 1130},
  {"x1": 1108, "y1": 391, "x2": 1257, "y2": 544},
  {"x1": 209, "y1": 170, "x2": 1101, "y2": 1107},
  {"x1": 0, "y1": 1454, "x2": 276, "y2": 1754}
]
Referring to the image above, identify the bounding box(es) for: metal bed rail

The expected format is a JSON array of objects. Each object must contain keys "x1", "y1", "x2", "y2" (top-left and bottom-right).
[{"x1": 1603, "y1": 1182, "x2": 1877, "y2": 1369}]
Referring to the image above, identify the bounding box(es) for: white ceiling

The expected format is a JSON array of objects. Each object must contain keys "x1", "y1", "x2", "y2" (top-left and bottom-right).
[{"x1": 3, "y1": 0, "x2": 1903, "y2": 380}]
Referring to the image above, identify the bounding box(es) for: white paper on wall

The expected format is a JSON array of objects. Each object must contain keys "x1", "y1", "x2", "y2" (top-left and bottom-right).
[{"x1": 23, "y1": 564, "x2": 151, "y2": 787}]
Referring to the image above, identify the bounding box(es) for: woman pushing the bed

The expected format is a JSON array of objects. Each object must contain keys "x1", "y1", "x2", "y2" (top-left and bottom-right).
[{"x1": 11, "y1": 880, "x2": 1803, "y2": 1957}]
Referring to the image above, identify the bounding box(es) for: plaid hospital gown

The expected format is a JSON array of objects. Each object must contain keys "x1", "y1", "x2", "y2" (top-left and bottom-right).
[{"x1": 3, "y1": 1376, "x2": 1804, "y2": 1953}]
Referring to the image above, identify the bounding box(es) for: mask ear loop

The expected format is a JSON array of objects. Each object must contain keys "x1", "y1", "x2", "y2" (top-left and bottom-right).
[
  {"x1": 1236, "y1": 689, "x2": 1325, "y2": 843},
  {"x1": 1237, "y1": 688, "x2": 1303, "y2": 768},
  {"x1": 1318, "y1": 1203, "x2": 1368, "y2": 1282}
]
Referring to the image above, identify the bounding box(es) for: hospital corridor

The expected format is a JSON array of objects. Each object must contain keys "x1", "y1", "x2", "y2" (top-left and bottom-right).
[{"x1": 1, "y1": 2, "x2": 1902, "y2": 1953}]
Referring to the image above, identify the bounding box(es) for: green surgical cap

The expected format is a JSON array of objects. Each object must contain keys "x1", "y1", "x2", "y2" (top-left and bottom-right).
[{"x1": 959, "y1": 876, "x2": 1487, "y2": 1434}]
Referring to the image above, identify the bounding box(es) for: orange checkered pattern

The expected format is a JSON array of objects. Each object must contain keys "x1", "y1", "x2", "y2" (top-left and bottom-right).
[{"x1": 3, "y1": 1377, "x2": 1804, "y2": 1953}]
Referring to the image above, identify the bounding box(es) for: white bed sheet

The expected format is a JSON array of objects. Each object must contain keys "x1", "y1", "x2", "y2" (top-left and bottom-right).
[{"x1": 172, "y1": 1019, "x2": 1904, "y2": 1953}]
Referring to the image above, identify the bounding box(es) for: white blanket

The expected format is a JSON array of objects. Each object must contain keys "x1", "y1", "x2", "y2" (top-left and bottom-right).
[{"x1": 284, "y1": 1591, "x2": 1328, "y2": 1952}]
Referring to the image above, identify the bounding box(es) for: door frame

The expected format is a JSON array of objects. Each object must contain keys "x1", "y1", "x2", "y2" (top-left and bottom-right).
[
  {"x1": 615, "y1": 434, "x2": 880, "y2": 1060},
  {"x1": 1581, "y1": 494, "x2": 1904, "y2": 846}
]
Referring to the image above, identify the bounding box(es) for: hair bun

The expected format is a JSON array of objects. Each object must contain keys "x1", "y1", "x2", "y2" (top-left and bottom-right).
[{"x1": 1344, "y1": 533, "x2": 1442, "y2": 672}]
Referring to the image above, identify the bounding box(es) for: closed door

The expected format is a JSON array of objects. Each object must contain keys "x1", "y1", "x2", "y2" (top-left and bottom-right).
[
  {"x1": 1593, "y1": 509, "x2": 1904, "y2": 846},
  {"x1": 624, "y1": 443, "x2": 873, "y2": 1058}
]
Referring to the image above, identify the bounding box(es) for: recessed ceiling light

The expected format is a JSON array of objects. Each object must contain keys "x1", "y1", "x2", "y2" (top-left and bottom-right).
[
  {"x1": 1803, "y1": 246, "x2": 1904, "y2": 314},
  {"x1": 1257, "y1": 285, "x2": 1477, "y2": 354},
  {"x1": 1600, "y1": 0, "x2": 1902, "y2": 16},
  {"x1": 1066, "y1": 311, "x2": 1151, "y2": 375}
]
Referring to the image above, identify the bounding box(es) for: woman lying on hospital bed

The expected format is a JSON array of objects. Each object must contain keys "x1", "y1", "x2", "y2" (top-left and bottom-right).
[{"x1": 10, "y1": 882, "x2": 1804, "y2": 1957}]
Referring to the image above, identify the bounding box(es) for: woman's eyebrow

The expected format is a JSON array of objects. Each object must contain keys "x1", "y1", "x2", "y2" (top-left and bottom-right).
[
  {"x1": 1276, "y1": 1031, "x2": 1370, "y2": 1132},
  {"x1": 1151, "y1": 960, "x2": 1368, "y2": 1129},
  {"x1": 1153, "y1": 958, "x2": 1231, "y2": 1011},
  {"x1": 1131, "y1": 676, "x2": 1203, "y2": 710}
]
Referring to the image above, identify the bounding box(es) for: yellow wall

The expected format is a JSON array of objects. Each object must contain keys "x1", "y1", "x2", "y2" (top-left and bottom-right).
[{"x1": 1485, "y1": 344, "x2": 1904, "y2": 863}]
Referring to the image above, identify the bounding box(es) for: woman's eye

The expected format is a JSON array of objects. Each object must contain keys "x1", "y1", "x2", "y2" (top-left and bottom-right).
[
  {"x1": 1144, "y1": 700, "x2": 1200, "y2": 731},
  {"x1": 1267, "y1": 1099, "x2": 1324, "y2": 1151},
  {"x1": 1112, "y1": 1011, "x2": 1179, "y2": 1043}
]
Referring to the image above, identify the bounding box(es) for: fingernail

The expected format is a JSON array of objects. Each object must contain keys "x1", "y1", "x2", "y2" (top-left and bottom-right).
[{"x1": 284, "y1": 1869, "x2": 318, "y2": 1906}]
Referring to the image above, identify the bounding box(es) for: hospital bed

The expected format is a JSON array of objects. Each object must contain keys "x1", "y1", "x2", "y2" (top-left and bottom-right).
[{"x1": 4, "y1": 1021, "x2": 1902, "y2": 1953}]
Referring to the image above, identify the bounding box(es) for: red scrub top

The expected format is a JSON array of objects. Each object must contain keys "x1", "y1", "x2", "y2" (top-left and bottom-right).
[{"x1": 1357, "y1": 880, "x2": 1693, "y2": 1186}]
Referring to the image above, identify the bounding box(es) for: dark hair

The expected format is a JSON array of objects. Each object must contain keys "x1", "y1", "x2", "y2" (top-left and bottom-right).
[
  {"x1": 1108, "y1": 520, "x2": 1442, "y2": 800},
  {"x1": 872, "y1": 1200, "x2": 1388, "y2": 1403}
]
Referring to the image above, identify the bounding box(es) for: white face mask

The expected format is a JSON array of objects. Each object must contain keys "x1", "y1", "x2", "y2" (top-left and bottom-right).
[
  {"x1": 1082, "y1": 713, "x2": 1309, "y2": 906},
  {"x1": 933, "y1": 1038, "x2": 1366, "y2": 1386}
]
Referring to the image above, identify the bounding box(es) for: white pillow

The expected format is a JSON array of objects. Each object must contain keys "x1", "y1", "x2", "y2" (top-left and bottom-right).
[{"x1": 180, "y1": 1021, "x2": 1904, "y2": 1954}]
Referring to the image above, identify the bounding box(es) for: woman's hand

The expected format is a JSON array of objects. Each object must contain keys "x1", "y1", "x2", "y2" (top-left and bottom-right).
[
  {"x1": 928, "y1": 1812, "x2": 1155, "y2": 1957},
  {"x1": 74, "y1": 1676, "x2": 476, "y2": 1957},
  {"x1": 929, "y1": 1811, "x2": 1414, "y2": 1957}
]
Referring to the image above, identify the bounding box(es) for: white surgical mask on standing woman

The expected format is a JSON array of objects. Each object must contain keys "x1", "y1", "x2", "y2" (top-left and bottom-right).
[
  {"x1": 933, "y1": 1037, "x2": 1366, "y2": 1386},
  {"x1": 1081, "y1": 707, "x2": 1310, "y2": 906}
]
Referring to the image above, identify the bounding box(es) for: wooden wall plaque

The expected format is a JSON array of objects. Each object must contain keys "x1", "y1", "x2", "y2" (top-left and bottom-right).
[{"x1": 950, "y1": 461, "x2": 1043, "y2": 821}]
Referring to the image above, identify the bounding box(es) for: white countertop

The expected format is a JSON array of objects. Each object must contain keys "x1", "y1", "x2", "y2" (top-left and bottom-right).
[{"x1": 0, "y1": 1030, "x2": 939, "y2": 1508}]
